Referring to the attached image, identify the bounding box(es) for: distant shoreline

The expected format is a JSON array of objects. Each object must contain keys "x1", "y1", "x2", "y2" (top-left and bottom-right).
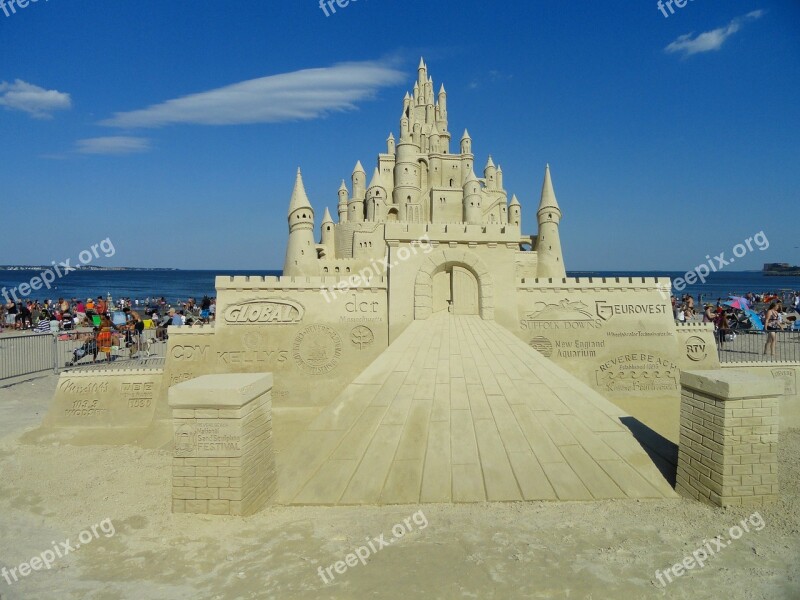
[{"x1": 0, "y1": 266, "x2": 179, "y2": 272}]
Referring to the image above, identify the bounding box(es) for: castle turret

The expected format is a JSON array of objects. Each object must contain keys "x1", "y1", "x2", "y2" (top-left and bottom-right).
[
  {"x1": 349, "y1": 161, "x2": 366, "y2": 222},
  {"x1": 387, "y1": 132, "x2": 396, "y2": 155},
  {"x1": 366, "y1": 167, "x2": 387, "y2": 222},
  {"x1": 393, "y1": 122, "x2": 421, "y2": 218},
  {"x1": 337, "y1": 180, "x2": 348, "y2": 223},
  {"x1": 535, "y1": 164, "x2": 566, "y2": 278},
  {"x1": 283, "y1": 168, "x2": 319, "y2": 276},
  {"x1": 496, "y1": 164, "x2": 504, "y2": 190},
  {"x1": 460, "y1": 129, "x2": 472, "y2": 155},
  {"x1": 463, "y1": 168, "x2": 482, "y2": 224},
  {"x1": 418, "y1": 57, "x2": 427, "y2": 87},
  {"x1": 320, "y1": 207, "x2": 335, "y2": 255},
  {"x1": 509, "y1": 194, "x2": 521, "y2": 226},
  {"x1": 484, "y1": 155, "x2": 497, "y2": 190}
]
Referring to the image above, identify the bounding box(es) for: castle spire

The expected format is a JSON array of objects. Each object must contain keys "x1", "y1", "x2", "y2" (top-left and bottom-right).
[
  {"x1": 538, "y1": 164, "x2": 561, "y2": 215},
  {"x1": 535, "y1": 164, "x2": 566, "y2": 278},
  {"x1": 288, "y1": 168, "x2": 312, "y2": 215},
  {"x1": 283, "y1": 169, "x2": 318, "y2": 276}
]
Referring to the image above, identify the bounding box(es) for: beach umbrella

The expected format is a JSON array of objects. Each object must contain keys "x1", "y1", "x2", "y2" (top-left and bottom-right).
[
  {"x1": 743, "y1": 309, "x2": 764, "y2": 331},
  {"x1": 726, "y1": 296, "x2": 750, "y2": 310}
]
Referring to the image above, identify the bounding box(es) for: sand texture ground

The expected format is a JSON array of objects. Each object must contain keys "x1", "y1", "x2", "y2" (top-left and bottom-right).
[{"x1": 0, "y1": 375, "x2": 798, "y2": 599}]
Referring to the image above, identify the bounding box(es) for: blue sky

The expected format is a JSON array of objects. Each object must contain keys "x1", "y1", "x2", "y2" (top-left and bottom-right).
[{"x1": 1, "y1": 0, "x2": 798, "y2": 271}]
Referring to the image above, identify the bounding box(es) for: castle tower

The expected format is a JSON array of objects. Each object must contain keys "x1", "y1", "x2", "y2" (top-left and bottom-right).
[
  {"x1": 535, "y1": 164, "x2": 566, "y2": 278},
  {"x1": 320, "y1": 207, "x2": 335, "y2": 256},
  {"x1": 463, "y1": 168, "x2": 482, "y2": 224},
  {"x1": 283, "y1": 168, "x2": 319, "y2": 276},
  {"x1": 509, "y1": 194, "x2": 521, "y2": 226},
  {"x1": 393, "y1": 122, "x2": 421, "y2": 220},
  {"x1": 484, "y1": 155, "x2": 497, "y2": 190},
  {"x1": 437, "y1": 84, "x2": 450, "y2": 153},
  {"x1": 337, "y1": 180, "x2": 348, "y2": 223},
  {"x1": 387, "y1": 132, "x2": 396, "y2": 155},
  {"x1": 496, "y1": 164, "x2": 504, "y2": 190},
  {"x1": 348, "y1": 161, "x2": 366, "y2": 222},
  {"x1": 460, "y1": 129, "x2": 472, "y2": 155},
  {"x1": 366, "y1": 167, "x2": 387, "y2": 222}
]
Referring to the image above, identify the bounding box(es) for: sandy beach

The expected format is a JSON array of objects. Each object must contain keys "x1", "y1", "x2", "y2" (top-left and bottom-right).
[{"x1": 0, "y1": 374, "x2": 797, "y2": 599}]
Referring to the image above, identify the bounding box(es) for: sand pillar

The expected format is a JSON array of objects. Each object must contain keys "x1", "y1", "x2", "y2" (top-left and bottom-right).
[
  {"x1": 677, "y1": 370, "x2": 781, "y2": 507},
  {"x1": 169, "y1": 373, "x2": 276, "y2": 516}
]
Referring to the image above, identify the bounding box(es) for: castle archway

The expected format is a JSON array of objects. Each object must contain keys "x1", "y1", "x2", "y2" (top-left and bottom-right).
[{"x1": 414, "y1": 249, "x2": 494, "y2": 320}]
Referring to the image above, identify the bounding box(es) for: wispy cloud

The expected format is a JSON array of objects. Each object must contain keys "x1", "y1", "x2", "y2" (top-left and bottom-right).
[
  {"x1": 0, "y1": 80, "x2": 71, "y2": 119},
  {"x1": 101, "y1": 60, "x2": 405, "y2": 128},
  {"x1": 75, "y1": 136, "x2": 151, "y2": 155},
  {"x1": 665, "y1": 10, "x2": 765, "y2": 58}
]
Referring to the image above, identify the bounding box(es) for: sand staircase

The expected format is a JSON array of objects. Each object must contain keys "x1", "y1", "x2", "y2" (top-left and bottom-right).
[{"x1": 276, "y1": 315, "x2": 677, "y2": 504}]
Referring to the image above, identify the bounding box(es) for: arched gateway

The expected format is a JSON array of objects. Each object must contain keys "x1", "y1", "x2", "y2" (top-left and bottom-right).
[{"x1": 414, "y1": 249, "x2": 494, "y2": 320}]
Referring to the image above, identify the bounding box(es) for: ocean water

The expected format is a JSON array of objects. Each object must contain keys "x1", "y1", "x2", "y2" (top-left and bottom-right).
[{"x1": 0, "y1": 268, "x2": 797, "y2": 306}]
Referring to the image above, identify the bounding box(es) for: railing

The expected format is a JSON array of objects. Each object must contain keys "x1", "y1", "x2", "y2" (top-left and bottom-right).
[
  {"x1": 0, "y1": 332, "x2": 58, "y2": 380},
  {"x1": 0, "y1": 328, "x2": 167, "y2": 382},
  {"x1": 717, "y1": 330, "x2": 800, "y2": 363}
]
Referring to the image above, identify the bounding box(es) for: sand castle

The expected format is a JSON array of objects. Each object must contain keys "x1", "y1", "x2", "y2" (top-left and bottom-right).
[{"x1": 39, "y1": 60, "x2": 790, "y2": 515}]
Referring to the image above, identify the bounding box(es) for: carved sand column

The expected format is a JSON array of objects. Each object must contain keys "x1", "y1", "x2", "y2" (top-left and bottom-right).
[
  {"x1": 677, "y1": 370, "x2": 781, "y2": 507},
  {"x1": 169, "y1": 373, "x2": 276, "y2": 516}
]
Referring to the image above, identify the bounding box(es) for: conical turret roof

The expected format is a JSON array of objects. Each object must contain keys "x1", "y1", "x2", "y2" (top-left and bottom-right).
[
  {"x1": 538, "y1": 164, "x2": 561, "y2": 214},
  {"x1": 367, "y1": 167, "x2": 383, "y2": 190},
  {"x1": 353, "y1": 160, "x2": 366, "y2": 175},
  {"x1": 338, "y1": 179, "x2": 348, "y2": 193},
  {"x1": 510, "y1": 194, "x2": 520, "y2": 206},
  {"x1": 288, "y1": 168, "x2": 313, "y2": 215},
  {"x1": 321, "y1": 207, "x2": 334, "y2": 224}
]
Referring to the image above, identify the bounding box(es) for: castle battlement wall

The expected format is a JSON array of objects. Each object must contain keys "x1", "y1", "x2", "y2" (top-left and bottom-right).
[
  {"x1": 216, "y1": 275, "x2": 387, "y2": 290},
  {"x1": 518, "y1": 276, "x2": 671, "y2": 290}
]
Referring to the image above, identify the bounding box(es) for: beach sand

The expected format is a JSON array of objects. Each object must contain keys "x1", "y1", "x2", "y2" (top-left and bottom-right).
[{"x1": 0, "y1": 375, "x2": 798, "y2": 599}]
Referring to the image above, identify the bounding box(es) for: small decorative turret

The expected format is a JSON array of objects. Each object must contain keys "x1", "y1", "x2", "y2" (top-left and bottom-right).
[
  {"x1": 320, "y1": 207, "x2": 335, "y2": 254},
  {"x1": 496, "y1": 165, "x2": 504, "y2": 190},
  {"x1": 484, "y1": 155, "x2": 497, "y2": 190},
  {"x1": 366, "y1": 167, "x2": 387, "y2": 222},
  {"x1": 460, "y1": 129, "x2": 472, "y2": 155},
  {"x1": 509, "y1": 194, "x2": 521, "y2": 226},
  {"x1": 535, "y1": 164, "x2": 566, "y2": 278},
  {"x1": 418, "y1": 57, "x2": 427, "y2": 87},
  {"x1": 463, "y1": 168, "x2": 482, "y2": 224},
  {"x1": 348, "y1": 161, "x2": 366, "y2": 222},
  {"x1": 387, "y1": 132, "x2": 396, "y2": 155},
  {"x1": 337, "y1": 180, "x2": 348, "y2": 223},
  {"x1": 283, "y1": 168, "x2": 319, "y2": 276},
  {"x1": 438, "y1": 83, "x2": 447, "y2": 114}
]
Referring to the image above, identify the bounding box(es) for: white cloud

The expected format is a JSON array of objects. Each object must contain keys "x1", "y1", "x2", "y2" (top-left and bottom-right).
[
  {"x1": 101, "y1": 60, "x2": 405, "y2": 128},
  {"x1": 665, "y1": 10, "x2": 765, "y2": 57},
  {"x1": 75, "y1": 136, "x2": 151, "y2": 155},
  {"x1": 0, "y1": 80, "x2": 71, "y2": 119}
]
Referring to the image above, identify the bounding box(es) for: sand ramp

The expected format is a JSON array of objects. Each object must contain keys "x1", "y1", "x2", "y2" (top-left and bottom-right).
[{"x1": 277, "y1": 315, "x2": 676, "y2": 504}]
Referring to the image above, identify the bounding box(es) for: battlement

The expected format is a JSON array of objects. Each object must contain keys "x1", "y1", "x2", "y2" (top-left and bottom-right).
[
  {"x1": 518, "y1": 276, "x2": 672, "y2": 290},
  {"x1": 62, "y1": 367, "x2": 164, "y2": 376},
  {"x1": 216, "y1": 275, "x2": 387, "y2": 290},
  {"x1": 385, "y1": 221, "x2": 521, "y2": 242}
]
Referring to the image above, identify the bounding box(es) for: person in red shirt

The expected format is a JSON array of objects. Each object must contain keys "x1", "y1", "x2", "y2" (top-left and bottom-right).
[{"x1": 95, "y1": 296, "x2": 107, "y2": 317}]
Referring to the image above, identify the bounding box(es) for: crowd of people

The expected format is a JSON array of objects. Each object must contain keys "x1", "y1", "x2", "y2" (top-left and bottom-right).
[
  {"x1": 0, "y1": 294, "x2": 217, "y2": 354},
  {"x1": 672, "y1": 290, "x2": 800, "y2": 356}
]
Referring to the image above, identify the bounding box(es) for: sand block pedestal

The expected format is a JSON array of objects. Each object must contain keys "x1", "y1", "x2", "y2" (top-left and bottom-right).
[
  {"x1": 169, "y1": 373, "x2": 276, "y2": 516},
  {"x1": 677, "y1": 370, "x2": 782, "y2": 507}
]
